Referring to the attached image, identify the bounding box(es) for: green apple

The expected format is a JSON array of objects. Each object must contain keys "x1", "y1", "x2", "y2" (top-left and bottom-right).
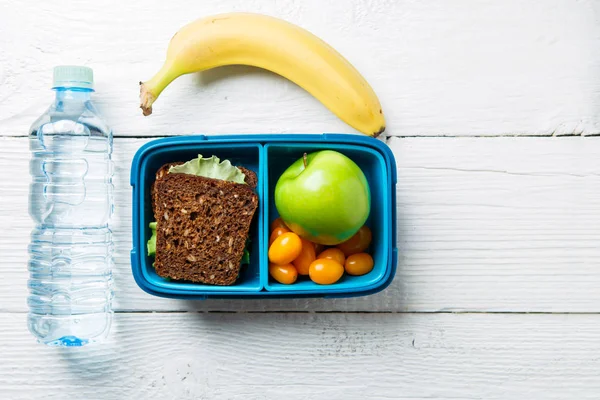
[{"x1": 274, "y1": 150, "x2": 370, "y2": 245}]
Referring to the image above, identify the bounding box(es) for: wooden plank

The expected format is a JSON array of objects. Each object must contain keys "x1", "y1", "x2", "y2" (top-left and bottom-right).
[
  {"x1": 1, "y1": 136, "x2": 599, "y2": 312},
  {"x1": 1, "y1": 312, "x2": 600, "y2": 399},
  {"x1": 1, "y1": 0, "x2": 599, "y2": 137}
]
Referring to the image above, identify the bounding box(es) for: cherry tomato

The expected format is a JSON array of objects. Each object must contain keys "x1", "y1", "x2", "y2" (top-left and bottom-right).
[
  {"x1": 269, "y1": 226, "x2": 290, "y2": 245},
  {"x1": 344, "y1": 253, "x2": 374, "y2": 276},
  {"x1": 269, "y1": 263, "x2": 298, "y2": 284},
  {"x1": 268, "y1": 232, "x2": 302, "y2": 265},
  {"x1": 317, "y1": 248, "x2": 346, "y2": 265},
  {"x1": 270, "y1": 217, "x2": 288, "y2": 232},
  {"x1": 292, "y1": 239, "x2": 316, "y2": 275},
  {"x1": 336, "y1": 226, "x2": 372, "y2": 256},
  {"x1": 309, "y1": 259, "x2": 344, "y2": 285}
]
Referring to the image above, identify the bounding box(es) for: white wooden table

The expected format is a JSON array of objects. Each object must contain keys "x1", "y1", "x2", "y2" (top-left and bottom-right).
[{"x1": 2, "y1": 1, "x2": 600, "y2": 399}]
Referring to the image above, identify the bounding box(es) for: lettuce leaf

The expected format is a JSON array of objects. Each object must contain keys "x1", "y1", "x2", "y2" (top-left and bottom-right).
[
  {"x1": 147, "y1": 222, "x2": 157, "y2": 256},
  {"x1": 241, "y1": 239, "x2": 251, "y2": 265},
  {"x1": 168, "y1": 154, "x2": 246, "y2": 184}
]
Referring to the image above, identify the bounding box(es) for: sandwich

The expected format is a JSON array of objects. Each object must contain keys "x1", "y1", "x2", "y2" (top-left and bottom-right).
[{"x1": 146, "y1": 155, "x2": 258, "y2": 285}]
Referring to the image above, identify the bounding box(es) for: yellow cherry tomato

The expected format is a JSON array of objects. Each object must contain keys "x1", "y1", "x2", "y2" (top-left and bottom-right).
[
  {"x1": 269, "y1": 226, "x2": 290, "y2": 245},
  {"x1": 268, "y1": 232, "x2": 302, "y2": 265},
  {"x1": 336, "y1": 226, "x2": 372, "y2": 257},
  {"x1": 292, "y1": 239, "x2": 316, "y2": 275},
  {"x1": 269, "y1": 263, "x2": 298, "y2": 284},
  {"x1": 344, "y1": 253, "x2": 374, "y2": 276},
  {"x1": 309, "y1": 259, "x2": 344, "y2": 285},
  {"x1": 317, "y1": 248, "x2": 346, "y2": 266},
  {"x1": 270, "y1": 217, "x2": 288, "y2": 232}
]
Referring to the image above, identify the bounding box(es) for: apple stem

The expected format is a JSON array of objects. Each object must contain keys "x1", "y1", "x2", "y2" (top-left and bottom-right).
[{"x1": 303, "y1": 153, "x2": 308, "y2": 168}]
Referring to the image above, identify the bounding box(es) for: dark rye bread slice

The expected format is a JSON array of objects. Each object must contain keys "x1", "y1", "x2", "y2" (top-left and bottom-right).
[
  {"x1": 237, "y1": 167, "x2": 258, "y2": 189},
  {"x1": 153, "y1": 173, "x2": 258, "y2": 285},
  {"x1": 151, "y1": 162, "x2": 183, "y2": 217},
  {"x1": 151, "y1": 163, "x2": 257, "y2": 216}
]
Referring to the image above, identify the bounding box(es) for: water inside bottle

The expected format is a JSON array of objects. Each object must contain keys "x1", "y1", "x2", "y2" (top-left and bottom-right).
[{"x1": 28, "y1": 68, "x2": 114, "y2": 346}]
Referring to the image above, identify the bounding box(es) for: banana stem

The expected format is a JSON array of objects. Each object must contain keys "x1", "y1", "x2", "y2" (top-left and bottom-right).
[{"x1": 139, "y1": 63, "x2": 179, "y2": 116}]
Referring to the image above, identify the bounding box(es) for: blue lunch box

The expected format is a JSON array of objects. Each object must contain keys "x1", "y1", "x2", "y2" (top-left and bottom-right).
[{"x1": 130, "y1": 134, "x2": 397, "y2": 299}]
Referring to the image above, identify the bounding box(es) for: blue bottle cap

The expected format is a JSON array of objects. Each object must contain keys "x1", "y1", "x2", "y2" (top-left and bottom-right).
[{"x1": 52, "y1": 65, "x2": 94, "y2": 90}]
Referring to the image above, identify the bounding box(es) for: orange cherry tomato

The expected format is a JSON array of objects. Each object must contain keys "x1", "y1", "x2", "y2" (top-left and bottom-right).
[
  {"x1": 269, "y1": 226, "x2": 290, "y2": 245},
  {"x1": 317, "y1": 248, "x2": 346, "y2": 266},
  {"x1": 270, "y1": 217, "x2": 288, "y2": 232},
  {"x1": 269, "y1": 263, "x2": 298, "y2": 284},
  {"x1": 292, "y1": 239, "x2": 316, "y2": 275},
  {"x1": 268, "y1": 232, "x2": 302, "y2": 265},
  {"x1": 308, "y1": 259, "x2": 344, "y2": 285},
  {"x1": 344, "y1": 253, "x2": 374, "y2": 276},
  {"x1": 336, "y1": 226, "x2": 372, "y2": 257}
]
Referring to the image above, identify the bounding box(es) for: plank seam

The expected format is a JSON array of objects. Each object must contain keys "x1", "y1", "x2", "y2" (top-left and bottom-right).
[
  {"x1": 4, "y1": 310, "x2": 600, "y2": 315},
  {"x1": 2, "y1": 133, "x2": 600, "y2": 139}
]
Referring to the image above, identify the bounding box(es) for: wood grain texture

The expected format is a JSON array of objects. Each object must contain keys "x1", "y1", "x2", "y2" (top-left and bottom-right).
[
  {"x1": 1, "y1": 0, "x2": 600, "y2": 137},
  {"x1": 2, "y1": 1, "x2": 600, "y2": 397},
  {"x1": 2, "y1": 136, "x2": 598, "y2": 312},
  {"x1": 2, "y1": 312, "x2": 600, "y2": 400}
]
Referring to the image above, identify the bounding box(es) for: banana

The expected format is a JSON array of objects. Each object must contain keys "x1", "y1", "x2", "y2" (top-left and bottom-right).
[{"x1": 140, "y1": 13, "x2": 385, "y2": 136}]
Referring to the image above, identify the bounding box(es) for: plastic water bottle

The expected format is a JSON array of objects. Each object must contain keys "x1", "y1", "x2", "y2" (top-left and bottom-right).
[{"x1": 27, "y1": 66, "x2": 114, "y2": 346}]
